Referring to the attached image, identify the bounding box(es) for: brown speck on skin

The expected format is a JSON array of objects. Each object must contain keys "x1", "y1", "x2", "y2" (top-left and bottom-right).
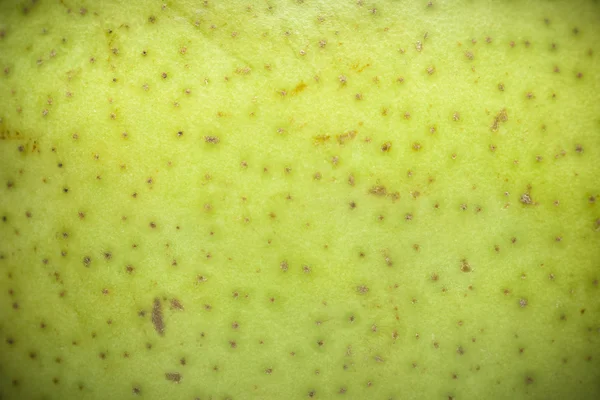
[
  {"x1": 490, "y1": 108, "x2": 508, "y2": 131},
  {"x1": 453, "y1": 112, "x2": 460, "y2": 121},
  {"x1": 519, "y1": 298, "x2": 528, "y2": 308},
  {"x1": 520, "y1": 193, "x2": 533, "y2": 205},
  {"x1": 152, "y1": 298, "x2": 165, "y2": 336},
  {"x1": 165, "y1": 372, "x2": 182, "y2": 383},
  {"x1": 280, "y1": 261, "x2": 289, "y2": 271},
  {"x1": 460, "y1": 259, "x2": 471, "y2": 273},
  {"x1": 369, "y1": 185, "x2": 387, "y2": 196},
  {"x1": 170, "y1": 298, "x2": 184, "y2": 310},
  {"x1": 204, "y1": 135, "x2": 220, "y2": 144},
  {"x1": 357, "y1": 285, "x2": 369, "y2": 294},
  {"x1": 381, "y1": 141, "x2": 392, "y2": 152}
]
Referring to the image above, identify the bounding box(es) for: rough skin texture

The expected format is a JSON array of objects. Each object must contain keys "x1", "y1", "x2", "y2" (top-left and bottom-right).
[{"x1": 0, "y1": 1, "x2": 599, "y2": 399}]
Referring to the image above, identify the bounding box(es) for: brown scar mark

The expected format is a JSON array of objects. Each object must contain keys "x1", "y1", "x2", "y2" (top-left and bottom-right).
[
  {"x1": 170, "y1": 298, "x2": 184, "y2": 310},
  {"x1": 336, "y1": 130, "x2": 357, "y2": 145},
  {"x1": 165, "y1": 372, "x2": 181, "y2": 383},
  {"x1": 490, "y1": 108, "x2": 508, "y2": 132},
  {"x1": 204, "y1": 136, "x2": 220, "y2": 144},
  {"x1": 381, "y1": 141, "x2": 392, "y2": 152},
  {"x1": 520, "y1": 193, "x2": 533, "y2": 205},
  {"x1": 460, "y1": 259, "x2": 471, "y2": 272},
  {"x1": 313, "y1": 134, "x2": 330, "y2": 145},
  {"x1": 291, "y1": 81, "x2": 307, "y2": 95},
  {"x1": 152, "y1": 298, "x2": 165, "y2": 336},
  {"x1": 369, "y1": 185, "x2": 387, "y2": 196}
]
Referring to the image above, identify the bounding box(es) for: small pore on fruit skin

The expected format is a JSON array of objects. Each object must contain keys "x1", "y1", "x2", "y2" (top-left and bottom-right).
[{"x1": 152, "y1": 298, "x2": 165, "y2": 336}]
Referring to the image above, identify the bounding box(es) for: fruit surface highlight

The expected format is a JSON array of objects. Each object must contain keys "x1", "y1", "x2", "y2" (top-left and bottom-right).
[{"x1": 0, "y1": 1, "x2": 599, "y2": 399}]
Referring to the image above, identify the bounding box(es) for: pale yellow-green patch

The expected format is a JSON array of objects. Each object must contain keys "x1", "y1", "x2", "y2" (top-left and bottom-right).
[{"x1": 0, "y1": 1, "x2": 599, "y2": 399}]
